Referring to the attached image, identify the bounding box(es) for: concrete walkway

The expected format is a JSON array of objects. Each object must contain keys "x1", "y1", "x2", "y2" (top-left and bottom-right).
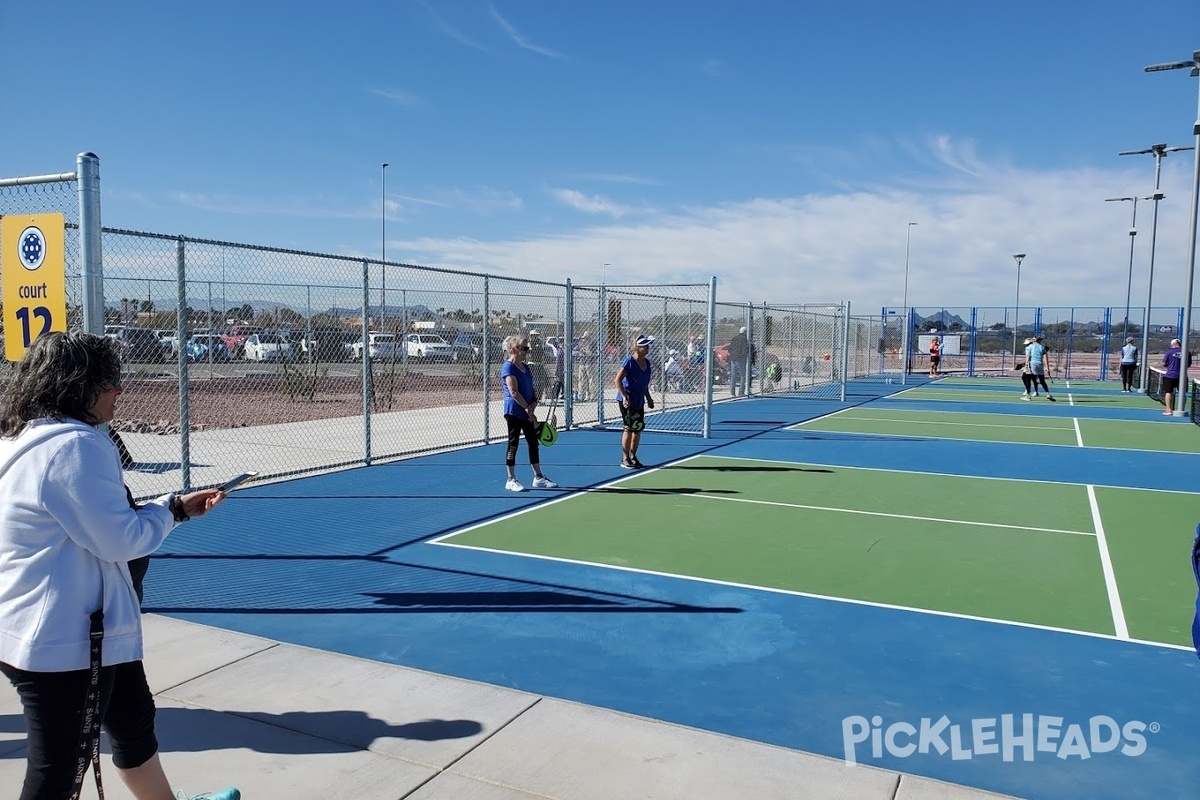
[{"x1": 0, "y1": 615, "x2": 1020, "y2": 799}]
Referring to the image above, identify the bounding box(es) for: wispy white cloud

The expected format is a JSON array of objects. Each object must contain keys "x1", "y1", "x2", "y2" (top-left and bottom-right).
[
  {"x1": 392, "y1": 141, "x2": 1197, "y2": 314},
  {"x1": 698, "y1": 59, "x2": 726, "y2": 78},
  {"x1": 173, "y1": 192, "x2": 372, "y2": 221},
  {"x1": 368, "y1": 87, "x2": 426, "y2": 109},
  {"x1": 440, "y1": 186, "x2": 524, "y2": 214},
  {"x1": 568, "y1": 172, "x2": 662, "y2": 187},
  {"x1": 488, "y1": 3, "x2": 564, "y2": 59},
  {"x1": 415, "y1": 0, "x2": 490, "y2": 52},
  {"x1": 551, "y1": 188, "x2": 632, "y2": 217}
]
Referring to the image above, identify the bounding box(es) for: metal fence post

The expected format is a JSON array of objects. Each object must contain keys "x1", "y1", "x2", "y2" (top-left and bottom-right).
[
  {"x1": 703, "y1": 277, "x2": 717, "y2": 438},
  {"x1": 483, "y1": 276, "x2": 491, "y2": 442},
  {"x1": 840, "y1": 301, "x2": 851, "y2": 402},
  {"x1": 565, "y1": 280, "x2": 575, "y2": 429},
  {"x1": 361, "y1": 259, "x2": 372, "y2": 465},
  {"x1": 76, "y1": 153, "x2": 103, "y2": 334},
  {"x1": 176, "y1": 237, "x2": 191, "y2": 490}
]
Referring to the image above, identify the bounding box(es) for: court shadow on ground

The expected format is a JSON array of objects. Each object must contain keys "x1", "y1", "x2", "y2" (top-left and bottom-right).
[
  {"x1": 363, "y1": 590, "x2": 736, "y2": 614},
  {"x1": 0, "y1": 709, "x2": 484, "y2": 758},
  {"x1": 144, "y1": 554, "x2": 743, "y2": 616},
  {"x1": 589, "y1": 486, "x2": 738, "y2": 495},
  {"x1": 669, "y1": 464, "x2": 833, "y2": 473}
]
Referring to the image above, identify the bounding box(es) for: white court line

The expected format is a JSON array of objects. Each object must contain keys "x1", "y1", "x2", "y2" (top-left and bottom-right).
[
  {"x1": 1073, "y1": 418, "x2": 1084, "y2": 447},
  {"x1": 683, "y1": 491, "x2": 1095, "y2": 537},
  {"x1": 702, "y1": 454, "x2": 1200, "y2": 496},
  {"x1": 822, "y1": 415, "x2": 1073, "y2": 432},
  {"x1": 430, "y1": 453, "x2": 1172, "y2": 649},
  {"x1": 785, "y1": 421, "x2": 1200, "y2": 456},
  {"x1": 431, "y1": 540, "x2": 1187, "y2": 652},
  {"x1": 1087, "y1": 484, "x2": 1129, "y2": 639}
]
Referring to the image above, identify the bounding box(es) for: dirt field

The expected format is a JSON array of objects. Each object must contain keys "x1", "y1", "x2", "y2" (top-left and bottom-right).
[{"x1": 111, "y1": 374, "x2": 486, "y2": 433}]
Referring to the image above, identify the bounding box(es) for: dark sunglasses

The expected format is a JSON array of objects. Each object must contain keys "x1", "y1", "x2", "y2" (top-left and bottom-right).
[{"x1": 518, "y1": 345, "x2": 531, "y2": 351}]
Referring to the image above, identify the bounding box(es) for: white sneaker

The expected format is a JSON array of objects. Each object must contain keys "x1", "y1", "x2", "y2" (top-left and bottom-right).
[
  {"x1": 505, "y1": 478, "x2": 526, "y2": 492},
  {"x1": 532, "y1": 476, "x2": 558, "y2": 489},
  {"x1": 1020, "y1": 394, "x2": 1031, "y2": 401}
]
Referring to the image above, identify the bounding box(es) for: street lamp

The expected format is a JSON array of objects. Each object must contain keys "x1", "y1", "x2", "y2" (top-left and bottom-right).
[
  {"x1": 1012, "y1": 254, "x2": 1026, "y2": 359},
  {"x1": 1105, "y1": 196, "x2": 1153, "y2": 342},
  {"x1": 381, "y1": 163, "x2": 389, "y2": 331},
  {"x1": 1119, "y1": 143, "x2": 1195, "y2": 393},
  {"x1": 1113, "y1": 146, "x2": 1190, "y2": 393},
  {"x1": 901, "y1": 222, "x2": 917, "y2": 379},
  {"x1": 1145, "y1": 50, "x2": 1200, "y2": 415}
]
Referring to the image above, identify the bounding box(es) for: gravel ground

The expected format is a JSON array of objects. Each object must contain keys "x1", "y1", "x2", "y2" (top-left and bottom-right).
[{"x1": 111, "y1": 374, "x2": 486, "y2": 433}]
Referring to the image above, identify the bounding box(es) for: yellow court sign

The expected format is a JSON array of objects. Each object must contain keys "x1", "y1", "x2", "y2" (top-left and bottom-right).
[{"x1": 2, "y1": 213, "x2": 67, "y2": 362}]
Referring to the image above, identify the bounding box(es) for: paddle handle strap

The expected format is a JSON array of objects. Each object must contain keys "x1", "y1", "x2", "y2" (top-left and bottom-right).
[{"x1": 70, "y1": 610, "x2": 105, "y2": 800}]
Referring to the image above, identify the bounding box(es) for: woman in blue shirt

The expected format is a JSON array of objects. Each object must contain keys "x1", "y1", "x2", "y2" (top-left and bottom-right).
[
  {"x1": 614, "y1": 334, "x2": 656, "y2": 469},
  {"x1": 500, "y1": 335, "x2": 557, "y2": 492}
]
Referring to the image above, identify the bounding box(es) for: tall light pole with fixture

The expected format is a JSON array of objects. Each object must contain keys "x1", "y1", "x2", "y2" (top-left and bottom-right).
[
  {"x1": 1145, "y1": 50, "x2": 1200, "y2": 415},
  {"x1": 381, "y1": 163, "x2": 389, "y2": 331},
  {"x1": 1119, "y1": 143, "x2": 1195, "y2": 393},
  {"x1": 900, "y1": 222, "x2": 917, "y2": 381},
  {"x1": 1104, "y1": 195, "x2": 1152, "y2": 342},
  {"x1": 1012, "y1": 254, "x2": 1026, "y2": 360}
]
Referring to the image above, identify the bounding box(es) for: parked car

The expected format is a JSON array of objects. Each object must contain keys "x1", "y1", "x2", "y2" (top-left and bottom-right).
[
  {"x1": 220, "y1": 325, "x2": 264, "y2": 358},
  {"x1": 243, "y1": 332, "x2": 294, "y2": 362},
  {"x1": 112, "y1": 327, "x2": 166, "y2": 362},
  {"x1": 185, "y1": 333, "x2": 231, "y2": 362},
  {"x1": 404, "y1": 333, "x2": 452, "y2": 361},
  {"x1": 155, "y1": 328, "x2": 196, "y2": 357},
  {"x1": 302, "y1": 328, "x2": 357, "y2": 362},
  {"x1": 350, "y1": 332, "x2": 400, "y2": 361},
  {"x1": 450, "y1": 332, "x2": 504, "y2": 363}
]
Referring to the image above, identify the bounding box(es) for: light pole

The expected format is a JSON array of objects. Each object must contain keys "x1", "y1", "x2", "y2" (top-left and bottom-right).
[
  {"x1": 1012, "y1": 254, "x2": 1026, "y2": 359},
  {"x1": 1145, "y1": 50, "x2": 1200, "y2": 415},
  {"x1": 1119, "y1": 143, "x2": 1195, "y2": 393},
  {"x1": 381, "y1": 163, "x2": 389, "y2": 331},
  {"x1": 901, "y1": 222, "x2": 917, "y2": 378},
  {"x1": 1104, "y1": 196, "x2": 1152, "y2": 341}
]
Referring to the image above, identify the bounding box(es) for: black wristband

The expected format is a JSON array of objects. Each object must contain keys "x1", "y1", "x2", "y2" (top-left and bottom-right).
[{"x1": 169, "y1": 494, "x2": 190, "y2": 523}]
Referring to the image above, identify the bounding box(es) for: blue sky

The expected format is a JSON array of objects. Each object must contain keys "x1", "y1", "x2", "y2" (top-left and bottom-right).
[{"x1": 3, "y1": 0, "x2": 1199, "y2": 313}]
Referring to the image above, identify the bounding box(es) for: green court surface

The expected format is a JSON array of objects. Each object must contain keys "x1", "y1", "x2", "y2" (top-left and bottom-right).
[
  {"x1": 1097, "y1": 486, "x2": 1199, "y2": 646},
  {"x1": 894, "y1": 385, "x2": 1158, "y2": 407},
  {"x1": 793, "y1": 408, "x2": 1200, "y2": 453},
  {"x1": 441, "y1": 456, "x2": 1191, "y2": 645}
]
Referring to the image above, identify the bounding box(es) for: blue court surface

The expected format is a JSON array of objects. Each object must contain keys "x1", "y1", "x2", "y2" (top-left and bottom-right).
[{"x1": 145, "y1": 378, "x2": 1200, "y2": 800}]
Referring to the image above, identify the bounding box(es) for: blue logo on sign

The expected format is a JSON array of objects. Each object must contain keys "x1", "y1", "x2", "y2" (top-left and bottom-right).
[{"x1": 19, "y1": 226, "x2": 47, "y2": 271}]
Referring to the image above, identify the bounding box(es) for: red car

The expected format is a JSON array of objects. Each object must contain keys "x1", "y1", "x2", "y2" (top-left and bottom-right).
[{"x1": 220, "y1": 325, "x2": 264, "y2": 358}]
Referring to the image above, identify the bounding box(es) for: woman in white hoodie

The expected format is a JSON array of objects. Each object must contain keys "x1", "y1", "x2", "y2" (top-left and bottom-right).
[{"x1": 0, "y1": 332, "x2": 236, "y2": 800}]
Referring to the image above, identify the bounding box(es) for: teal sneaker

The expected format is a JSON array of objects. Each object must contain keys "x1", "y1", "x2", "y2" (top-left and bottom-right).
[{"x1": 176, "y1": 790, "x2": 240, "y2": 800}]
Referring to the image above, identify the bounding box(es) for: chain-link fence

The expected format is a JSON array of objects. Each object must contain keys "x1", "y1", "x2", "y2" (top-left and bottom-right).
[
  {"x1": 887, "y1": 306, "x2": 1198, "y2": 383},
  {"x1": 570, "y1": 282, "x2": 716, "y2": 436},
  {"x1": 10, "y1": 158, "x2": 1200, "y2": 501}
]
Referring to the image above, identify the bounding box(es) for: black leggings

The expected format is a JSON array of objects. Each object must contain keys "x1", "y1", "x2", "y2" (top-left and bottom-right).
[
  {"x1": 1029, "y1": 373, "x2": 1050, "y2": 394},
  {"x1": 1120, "y1": 363, "x2": 1137, "y2": 391},
  {"x1": 505, "y1": 414, "x2": 540, "y2": 467},
  {"x1": 1, "y1": 659, "x2": 159, "y2": 800}
]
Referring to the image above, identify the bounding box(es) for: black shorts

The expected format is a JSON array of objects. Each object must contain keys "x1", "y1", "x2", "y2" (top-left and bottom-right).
[
  {"x1": 621, "y1": 405, "x2": 646, "y2": 432},
  {"x1": 930, "y1": 356, "x2": 940, "y2": 365},
  {"x1": 1162, "y1": 376, "x2": 1180, "y2": 394}
]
